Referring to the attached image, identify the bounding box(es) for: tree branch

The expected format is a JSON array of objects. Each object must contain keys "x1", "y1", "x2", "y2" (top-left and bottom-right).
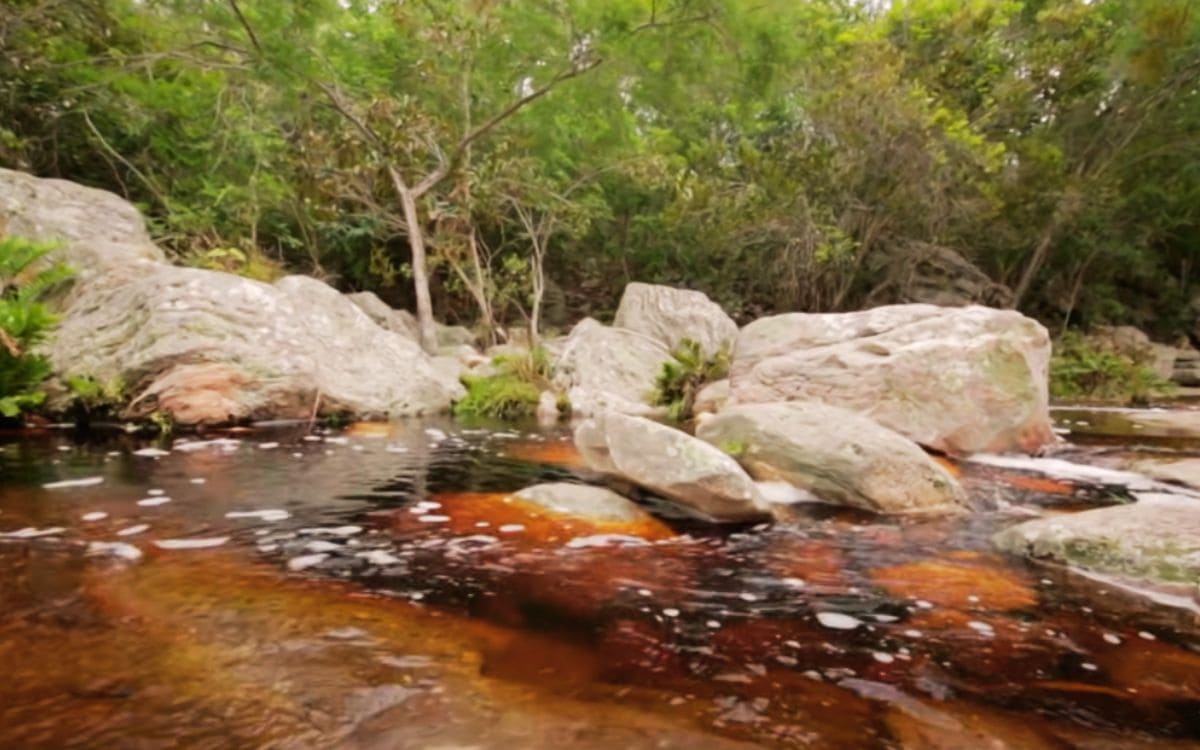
[
  {"x1": 414, "y1": 57, "x2": 604, "y2": 198},
  {"x1": 226, "y1": 0, "x2": 264, "y2": 57}
]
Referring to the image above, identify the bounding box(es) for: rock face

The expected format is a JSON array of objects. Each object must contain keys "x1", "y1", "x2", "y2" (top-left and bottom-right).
[
  {"x1": 574, "y1": 412, "x2": 769, "y2": 522},
  {"x1": 994, "y1": 494, "x2": 1200, "y2": 603},
  {"x1": 45, "y1": 269, "x2": 463, "y2": 423},
  {"x1": 0, "y1": 167, "x2": 164, "y2": 280},
  {"x1": 696, "y1": 402, "x2": 966, "y2": 513},
  {"x1": 729, "y1": 304, "x2": 1054, "y2": 454},
  {"x1": 613, "y1": 282, "x2": 738, "y2": 356},
  {"x1": 4, "y1": 169, "x2": 462, "y2": 424},
  {"x1": 553, "y1": 318, "x2": 670, "y2": 416},
  {"x1": 865, "y1": 242, "x2": 1014, "y2": 309}
]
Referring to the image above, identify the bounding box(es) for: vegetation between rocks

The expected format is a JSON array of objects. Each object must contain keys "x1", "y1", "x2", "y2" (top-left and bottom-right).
[
  {"x1": 1049, "y1": 331, "x2": 1174, "y2": 405},
  {"x1": 651, "y1": 338, "x2": 730, "y2": 422},
  {"x1": 453, "y1": 348, "x2": 557, "y2": 420}
]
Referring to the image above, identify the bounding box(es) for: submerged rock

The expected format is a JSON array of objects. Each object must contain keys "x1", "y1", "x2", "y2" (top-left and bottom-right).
[
  {"x1": 612, "y1": 282, "x2": 737, "y2": 357},
  {"x1": 696, "y1": 402, "x2": 965, "y2": 513},
  {"x1": 728, "y1": 304, "x2": 1054, "y2": 454},
  {"x1": 553, "y1": 318, "x2": 670, "y2": 417},
  {"x1": 574, "y1": 412, "x2": 769, "y2": 522},
  {"x1": 513, "y1": 483, "x2": 648, "y2": 524},
  {"x1": 994, "y1": 494, "x2": 1200, "y2": 607}
]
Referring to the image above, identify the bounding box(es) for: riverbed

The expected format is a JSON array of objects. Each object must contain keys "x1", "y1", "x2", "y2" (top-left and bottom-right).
[{"x1": 1, "y1": 414, "x2": 1198, "y2": 748}]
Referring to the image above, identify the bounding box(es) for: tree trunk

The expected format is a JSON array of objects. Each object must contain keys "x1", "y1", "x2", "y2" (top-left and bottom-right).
[
  {"x1": 1011, "y1": 216, "x2": 1058, "y2": 311},
  {"x1": 393, "y1": 169, "x2": 438, "y2": 354}
]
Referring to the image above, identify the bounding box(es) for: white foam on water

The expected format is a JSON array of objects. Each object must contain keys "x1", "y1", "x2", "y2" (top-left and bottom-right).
[
  {"x1": 43, "y1": 476, "x2": 103, "y2": 490},
  {"x1": 226, "y1": 509, "x2": 290, "y2": 522},
  {"x1": 816, "y1": 612, "x2": 862, "y2": 630},
  {"x1": 154, "y1": 537, "x2": 229, "y2": 550}
]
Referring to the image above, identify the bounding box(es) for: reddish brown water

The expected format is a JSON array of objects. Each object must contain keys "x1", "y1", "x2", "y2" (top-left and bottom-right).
[{"x1": 1, "y1": 419, "x2": 1199, "y2": 749}]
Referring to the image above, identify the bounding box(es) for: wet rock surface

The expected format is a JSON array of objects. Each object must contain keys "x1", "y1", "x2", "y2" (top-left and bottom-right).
[{"x1": 994, "y1": 493, "x2": 1200, "y2": 604}]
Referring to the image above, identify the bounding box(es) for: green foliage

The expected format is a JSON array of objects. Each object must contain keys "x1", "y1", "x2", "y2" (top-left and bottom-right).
[
  {"x1": 0, "y1": 237, "x2": 72, "y2": 418},
  {"x1": 64, "y1": 374, "x2": 126, "y2": 421},
  {"x1": 1049, "y1": 332, "x2": 1174, "y2": 405},
  {"x1": 718, "y1": 439, "x2": 748, "y2": 457},
  {"x1": 453, "y1": 347, "x2": 554, "y2": 420},
  {"x1": 1, "y1": 0, "x2": 1198, "y2": 338},
  {"x1": 651, "y1": 338, "x2": 730, "y2": 422}
]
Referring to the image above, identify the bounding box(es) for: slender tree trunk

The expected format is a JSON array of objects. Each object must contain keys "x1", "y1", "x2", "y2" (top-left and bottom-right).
[
  {"x1": 391, "y1": 167, "x2": 438, "y2": 354},
  {"x1": 529, "y1": 244, "x2": 544, "y2": 350},
  {"x1": 1011, "y1": 216, "x2": 1059, "y2": 310}
]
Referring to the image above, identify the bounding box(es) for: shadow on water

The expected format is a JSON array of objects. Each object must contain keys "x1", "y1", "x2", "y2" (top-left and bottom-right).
[{"x1": 1, "y1": 418, "x2": 1199, "y2": 748}]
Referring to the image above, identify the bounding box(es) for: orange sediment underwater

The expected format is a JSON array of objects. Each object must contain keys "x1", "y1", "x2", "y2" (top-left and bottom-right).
[
  {"x1": 871, "y1": 558, "x2": 1038, "y2": 611},
  {"x1": 500, "y1": 439, "x2": 588, "y2": 469},
  {"x1": 397, "y1": 490, "x2": 676, "y2": 546}
]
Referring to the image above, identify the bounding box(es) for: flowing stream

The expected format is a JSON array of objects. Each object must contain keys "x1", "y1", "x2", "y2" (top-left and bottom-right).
[{"x1": 1, "y1": 414, "x2": 1198, "y2": 749}]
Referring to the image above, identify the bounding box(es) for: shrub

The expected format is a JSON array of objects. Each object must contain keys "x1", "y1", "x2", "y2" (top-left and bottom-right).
[
  {"x1": 0, "y1": 236, "x2": 72, "y2": 417},
  {"x1": 453, "y1": 347, "x2": 555, "y2": 420},
  {"x1": 650, "y1": 338, "x2": 730, "y2": 422},
  {"x1": 1049, "y1": 331, "x2": 1174, "y2": 404}
]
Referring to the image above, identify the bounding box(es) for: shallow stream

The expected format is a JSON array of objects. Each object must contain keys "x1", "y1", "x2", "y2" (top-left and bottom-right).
[{"x1": 1, "y1": 414, "x2": 1198, "y2": 748}]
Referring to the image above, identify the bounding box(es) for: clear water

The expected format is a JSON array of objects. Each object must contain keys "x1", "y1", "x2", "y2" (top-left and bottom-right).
[{"x1": 0, "y1": 417, "x2": 1198, "y2": 749}]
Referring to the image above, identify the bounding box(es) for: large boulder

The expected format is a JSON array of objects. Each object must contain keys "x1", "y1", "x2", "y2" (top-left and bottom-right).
[
  {"x1": 994, "y1": 494, "x2": 1200, "y2": 606},
  {"x1": 729, "y1": 305, "x2": 1054, "y2": 454},
  {"x1": 696, "y1": 402, "x2": 966, "y2": 513},
  {"x1": 574, "y1": 412, "x2": 769, "y2": 522},
  {"x1": 2, "y1": 169, "x2": 464, "y2": 424},
  {"x1": 553, "y1": 318, "x2": 670, "y2": 417},
  {"x1": 612, "y1": 282, "x2": 737, "y2": 357},
  {"x1": 44, "y1": 269, "x2": 463, "y2": 423},
  {"x1": 0, "y1": 167, "x2": 164, "y2": 280}
]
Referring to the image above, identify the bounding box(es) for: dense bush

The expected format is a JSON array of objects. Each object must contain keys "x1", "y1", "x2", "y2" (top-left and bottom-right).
[{"x1": 0, "y1": 237, "x2": 72, "y2": 417}]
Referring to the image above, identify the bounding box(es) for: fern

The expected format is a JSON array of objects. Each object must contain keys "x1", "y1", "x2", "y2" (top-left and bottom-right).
[{"x1": 0, "y1": 236, "x2": 72, "y2": 417}]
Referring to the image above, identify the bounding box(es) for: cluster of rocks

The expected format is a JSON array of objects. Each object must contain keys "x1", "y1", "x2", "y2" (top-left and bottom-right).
[
  {"x1": 13, "y1": 168, "x2": 1191, "y2": 605},
  {"x1": 558, "y1": 282, "x2": 1051, "y2": 521}
]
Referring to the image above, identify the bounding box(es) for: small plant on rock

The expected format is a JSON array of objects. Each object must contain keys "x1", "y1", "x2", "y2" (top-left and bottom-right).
[
  {"x1": 0, "y1": 236, "x2": 72, "y2": 418},
  {"x1": 64, "y1": 374, "x2": 127, "y2": 426},
  {"x1": 651, "y1": 338, "x2": 730, "y2": 422}
]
